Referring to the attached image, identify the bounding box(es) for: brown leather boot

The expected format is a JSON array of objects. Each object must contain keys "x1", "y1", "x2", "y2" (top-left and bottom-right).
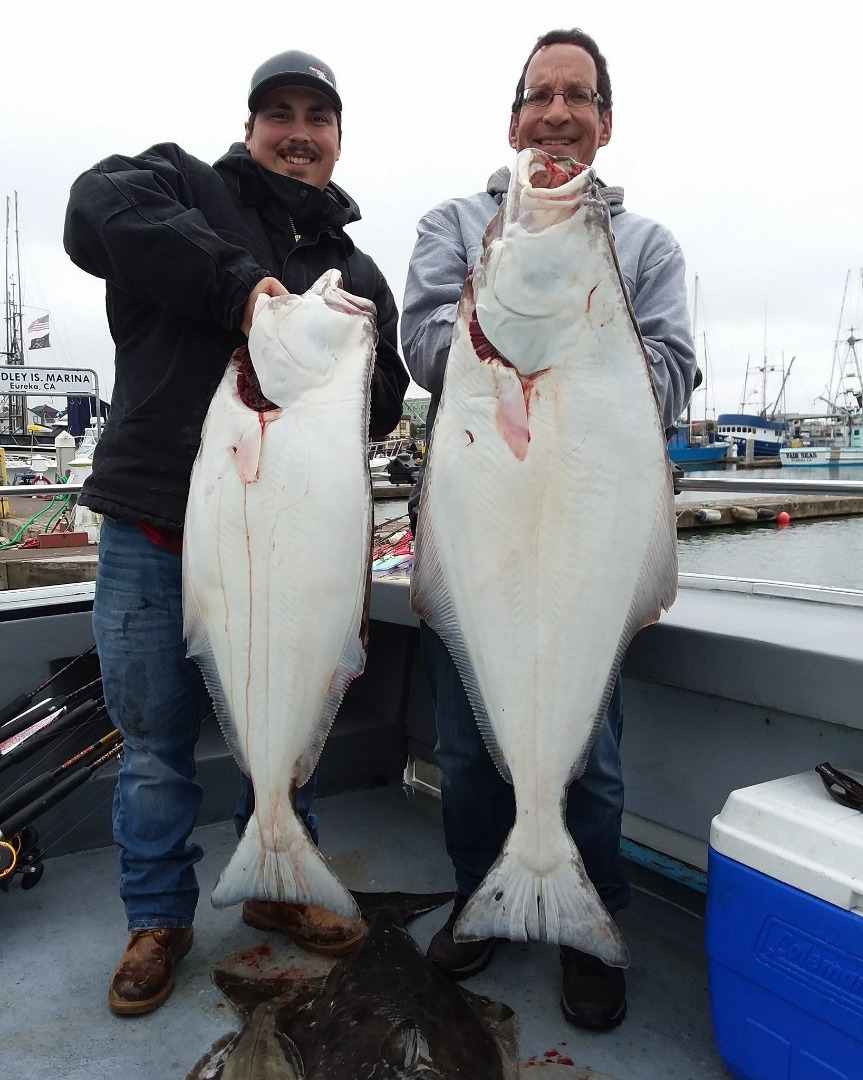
[
  {"x1": 426, "y1": 895, "x2": 496, "y2": 980},
  {"x1": 242, "y1": 900, "x2": 365, "y2": 957},
  {"x1": 107, "y1": 926, "x2": 193, "y2": 1016},
  {"x1": 560, "y1": 945, "x2": 627, "y2": 1031}
]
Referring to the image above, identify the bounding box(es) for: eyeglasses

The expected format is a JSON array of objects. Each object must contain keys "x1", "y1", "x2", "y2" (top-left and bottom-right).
[
  {"x1": 521, "y1": 85, "x2": 604, "y2": 110},
  {"x1": 815, "y1": 762, "x2": 863, "y2": 812}
]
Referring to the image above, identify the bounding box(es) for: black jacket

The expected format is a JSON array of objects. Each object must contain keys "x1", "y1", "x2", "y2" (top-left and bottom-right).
[{"x1": 64, "y1": 141, "x2": 408, "y2": 529}]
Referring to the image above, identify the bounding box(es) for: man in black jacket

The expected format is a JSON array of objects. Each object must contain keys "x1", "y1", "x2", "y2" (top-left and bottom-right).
[{"x1": 64, "y1": 50, "x2": 408, "y2": 1016}]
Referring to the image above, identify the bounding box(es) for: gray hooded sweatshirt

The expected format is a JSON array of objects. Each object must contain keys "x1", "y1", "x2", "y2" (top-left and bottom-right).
[{"x1": 401, "y1": 166, "x2": 697, "y2": 509}]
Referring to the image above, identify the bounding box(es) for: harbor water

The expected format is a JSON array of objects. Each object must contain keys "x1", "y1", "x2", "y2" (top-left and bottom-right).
[
  {"x1": 375, "y1": 464, "x2": 863, "y2": 592},
  {"x1": 679, "y1": 464, "x2": 863, "y2": 592}
]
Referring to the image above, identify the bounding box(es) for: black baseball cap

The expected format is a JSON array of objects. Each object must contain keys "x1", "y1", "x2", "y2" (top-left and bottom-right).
[{"x1": 248, "y1": 50, "x2": 342, "y2": 113}]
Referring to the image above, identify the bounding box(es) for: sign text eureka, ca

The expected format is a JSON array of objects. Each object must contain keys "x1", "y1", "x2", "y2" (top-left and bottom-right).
[{"x1": 0, "y1": 367, "x2": 96, "y2": 395}]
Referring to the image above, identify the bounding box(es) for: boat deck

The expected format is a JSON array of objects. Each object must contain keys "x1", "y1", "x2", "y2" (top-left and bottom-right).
[{"x1": 2, "y1": 783, "x2": 731, "y2": 1079}]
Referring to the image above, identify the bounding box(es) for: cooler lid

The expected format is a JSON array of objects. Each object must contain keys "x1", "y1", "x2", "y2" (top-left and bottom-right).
[{"x1": 710, "y1": 769, "x2": 863, "y2": 913}]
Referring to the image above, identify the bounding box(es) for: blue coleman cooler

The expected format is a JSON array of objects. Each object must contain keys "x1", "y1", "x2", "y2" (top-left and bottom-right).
[{"x1": 706, "y1": 769, "x2": 863, "y2": 1080}]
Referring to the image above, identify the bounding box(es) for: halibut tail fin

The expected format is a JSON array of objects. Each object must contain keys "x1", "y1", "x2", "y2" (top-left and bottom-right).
[
  {"x1": 210, "y1": 812, "x2": 359, "y2": 919},
  {"x1": 454, "y1": 833, "x2": 629, "y2": 968}
]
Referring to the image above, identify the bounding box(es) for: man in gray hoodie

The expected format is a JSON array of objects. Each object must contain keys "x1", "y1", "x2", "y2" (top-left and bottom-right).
[{"x1": 401, "y1": 27, "x2": 696, "y2": 1031}]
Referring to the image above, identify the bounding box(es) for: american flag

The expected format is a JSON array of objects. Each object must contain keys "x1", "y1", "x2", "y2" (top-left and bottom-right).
[{"x1": 27, "y1": 314, "x2": 50, "y2": 334}]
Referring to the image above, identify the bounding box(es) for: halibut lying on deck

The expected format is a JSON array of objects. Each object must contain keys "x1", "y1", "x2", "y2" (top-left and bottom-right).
[
  {"x1": 183, "y1": 270, "x2": 376, "y2": 917},
  {"x1": 411, "y1": 149, "x2": 678, "y2": 967},
  {"x1": 186, "y1": 893, "x2": 519, "y2": 1080}
]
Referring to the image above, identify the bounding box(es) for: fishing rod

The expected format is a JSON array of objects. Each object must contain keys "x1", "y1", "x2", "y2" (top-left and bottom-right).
[
  {"x1": 0, "y1": 699, "x2": 102, "y2": 775},
  {"x1": 0, "y1": 645, "x2": 97, "y2": 729},
  {"x1": 0, "y1": 702, "x2": 67, "y2": 759},
  {"x1": 0, "y1": 677, "x2": 103, "y2": 743},
  {"x1": 0, "y1": 739, "x2": 123, "y2": 889},
  {"x1": 0, "y1": 728, "x2": 120, "y2": 824},
  {"x1": 0, "y1": 696, "x2": 65, "y2": 741}
]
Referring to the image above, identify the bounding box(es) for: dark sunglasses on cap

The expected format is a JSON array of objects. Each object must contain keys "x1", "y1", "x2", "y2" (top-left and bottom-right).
[{"x1": 815, "y1": 762, "x2": 863, "y2": 812}]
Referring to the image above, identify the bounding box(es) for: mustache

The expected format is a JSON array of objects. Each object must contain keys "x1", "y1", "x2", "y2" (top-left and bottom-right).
[{"x1": 278, "y1": 142, "x2": 320, "y2": 160}]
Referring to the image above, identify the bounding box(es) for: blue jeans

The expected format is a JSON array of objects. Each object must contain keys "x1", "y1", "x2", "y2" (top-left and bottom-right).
[
  {"x1": 94, "y1": 519, "x2": 316, "y2": 930},
  {"x1": 420, "y1": 622, "x2": 630, "y2": 914}
]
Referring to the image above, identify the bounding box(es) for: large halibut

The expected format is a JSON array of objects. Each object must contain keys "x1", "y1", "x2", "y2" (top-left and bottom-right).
[
  {"x1": 183, "y1": 270, "x2": 376, "y2": 917},
  {"x1": 411, "y1": 150, "x2": 678, "y2": 966}
]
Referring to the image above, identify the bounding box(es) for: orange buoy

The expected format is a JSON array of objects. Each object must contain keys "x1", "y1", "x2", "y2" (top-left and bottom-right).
[{"x1": 776, "y1": 511, "x2": 791, "y2": 526}]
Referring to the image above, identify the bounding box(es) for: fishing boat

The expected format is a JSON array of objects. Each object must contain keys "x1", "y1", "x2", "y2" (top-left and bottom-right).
[
  {"x1": 670, "y1": 278, "x2": 731, "y2": 466},
  {"x1": 780, "y1": 414, "x2": 863, "y2": 467},
  {"x1": 780, "y1": 284, "x2": 863, "y2": 467},
  {"x1": 2, "y1": 474, "x2": 861, "y2": 1079},
  {"x1": 667, "y1": 423, "x2": 730, "y2": 465},
  {"x1": 368, "y1": 437, "x2": 416, "y2": 480},
  {"x1": 715, "y1": 412, "x2": 785, "y2": 457},
  {"x1": 717, "y1": 329, "x2": 794, "y2": 458}
]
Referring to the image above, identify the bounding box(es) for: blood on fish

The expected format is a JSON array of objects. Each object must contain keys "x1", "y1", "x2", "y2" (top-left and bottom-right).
[
  {"x1": 234, "y1": 346, "x2": 277, "y2": 412},
  {"x1": 470, "y1": 312, "x2": 551, "y2": 458},
  {"x1": 465, "y1": 430, "x2": 475, "y2": 444},
  {"x1": 529, "y1": 158, "x2": 586, "y2": 189},
  {"x1": 586, "y1": 285, "x2": 597, "y2": 312},
  {"x1": 469, "y1": 312, "x2": 511, "y2": 365}
]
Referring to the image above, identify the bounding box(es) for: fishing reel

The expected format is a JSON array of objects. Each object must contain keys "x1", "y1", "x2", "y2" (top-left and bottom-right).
[{"x1": 0, "y1": 828, "x2": 45, "y2": 891}]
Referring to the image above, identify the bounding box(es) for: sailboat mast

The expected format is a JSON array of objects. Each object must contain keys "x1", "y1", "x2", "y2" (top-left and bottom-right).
[
  {"x1": 14, "y1": 193, "x2": 23, "y2": 360},
  {"x1": 4, "y1": 196, "x2": 9, "y2": 363},
  {"x1": 1, "y1": 192, "x2": 27, "y2": 435},
  {"x1": 688, "y1": 273, "x2": 698, "y2": 426}
]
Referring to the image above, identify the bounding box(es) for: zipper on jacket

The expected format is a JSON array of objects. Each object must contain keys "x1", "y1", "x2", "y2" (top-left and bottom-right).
[{"x1": 287, "y1": 214, "x2": 301, "y2": 243}]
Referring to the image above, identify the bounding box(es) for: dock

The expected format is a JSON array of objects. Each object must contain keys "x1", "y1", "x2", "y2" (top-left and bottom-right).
[
  {"x1": 372, "y1": 481, "x2": 414, "y2": 500},
  {"x1": 677, "y1": 492, "x2": 863, "y2": 529},
  {"x1": 0, "y1": 495, "x2": 96, "y2": 590}
]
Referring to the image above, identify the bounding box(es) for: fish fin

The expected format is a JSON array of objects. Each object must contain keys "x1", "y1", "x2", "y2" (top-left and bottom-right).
[
  {"x1": 184, "y1": 1031, "x2": 240, "y2": 1080},
  {"x1": 182, "y1": 566, "x2": 249, "y2": 775},
  {"x1": 210, "y1": 810, "x2": 359, "y2": 919},
  {"x1": 293, "y1": 508, "x2": 370, "y2": 787},
  {"x1": 411, "y1": 513, "x2": 512, "y2": 785},
  {"x1": 359, "y1": 512, "x2": 373, "y2": 650},
  {"x1": 494, "y1": 368, "x2": 530, "y2": 460},
  {"x1": 454, "y1": 831, "x2": 629, "y2": 967},
  {"x1": 458, "y1": 989, "x2": 520, "y2": 1080},
  {"x1": 617, "y1": 484, "x2": 678, "y2": 647},
  {"x1": 294, "y1": 603, "x2": 367, "y2": 787},
  {"x1": 571, "y1": 494, "x2": 677, "y2": 782},
  {"x1": 212, "y1": 968, "x2": 317, "y2": 1017},
  {"x1": 274, "y1": 1031, "x2": 305, "y2": 1077},
  {"x1": 349, "y1": 889, "x2": 454, "y2": 924},
  {"x1": 232, "y1": 415, "x2": 264, "y2": 483}
]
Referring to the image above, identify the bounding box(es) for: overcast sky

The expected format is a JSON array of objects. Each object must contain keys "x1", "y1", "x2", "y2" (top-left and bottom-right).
[{"x1": 2, "y1": 0, "x2": 861, "y2": 419}]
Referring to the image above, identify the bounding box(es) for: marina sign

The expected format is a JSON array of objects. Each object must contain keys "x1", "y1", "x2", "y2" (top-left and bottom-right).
[{"x1": 0, "y1": 367, "x2": 97, "y2": 395}]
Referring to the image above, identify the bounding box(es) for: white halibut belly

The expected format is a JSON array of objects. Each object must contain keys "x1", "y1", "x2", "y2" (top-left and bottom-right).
[
  {"x1": 184, "y1": 272, "x2": 376, "y2": 915},
  {"x1": 187, "y1": 402, "x2": 369, "y2": 807},
  {"x1": 412, "y1": 151, "x2": 677, "y2": 962},
  {"x1": 424, "y1": 306, "x2": 668, "y2": 781}
]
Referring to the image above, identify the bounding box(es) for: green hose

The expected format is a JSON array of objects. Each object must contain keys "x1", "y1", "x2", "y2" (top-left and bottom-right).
[{"x1": 0, "y1": 494, "x2": 73, "y2": 549}]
